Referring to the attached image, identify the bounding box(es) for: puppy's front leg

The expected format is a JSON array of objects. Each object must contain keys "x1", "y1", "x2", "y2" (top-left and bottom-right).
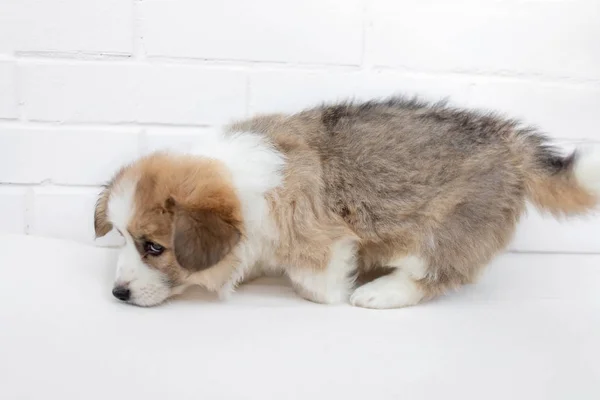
[
  {"x1": 286, "y1": 239, "x2": 357, "y2": 304},
  {"x1": 239, "y1": 265, "x2": 265, "y2": 285}
]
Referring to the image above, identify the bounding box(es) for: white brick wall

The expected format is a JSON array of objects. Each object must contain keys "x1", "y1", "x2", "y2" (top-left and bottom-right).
[
  {"x1": 20, "y1": 62, "x2": 247, "y2": 124},
  {"x1": 1, "y1": 0, "x2": 599, "y2": 253},
  {"x1": 0, "y1": 126, "x2": 141, "y2": 184},
  {"x1": 368, "y1": 0, "x2": 600, "y2": 79},
  {"x1": 0, "y1": 61, "x2": 17, "y2": 119},
  {"x1": 142, "y1": 0, "x2": 363, "y2": 65}
]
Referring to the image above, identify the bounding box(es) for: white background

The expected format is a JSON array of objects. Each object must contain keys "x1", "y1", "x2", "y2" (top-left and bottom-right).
[{"x1": 0, "y1": 0, "x2": 599, "y2": 252}]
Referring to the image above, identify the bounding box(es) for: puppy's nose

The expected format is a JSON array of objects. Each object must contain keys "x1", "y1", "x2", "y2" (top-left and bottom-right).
[{"x1": 112, "y1": 286, "x2": 131, "y2": 301}]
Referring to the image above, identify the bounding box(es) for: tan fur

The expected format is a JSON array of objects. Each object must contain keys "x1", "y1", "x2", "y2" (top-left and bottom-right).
[
  {"x1": 228, "y1": 99, "x2": 599, "y2": 300},
  {"x1": 96, "y1": 152, "x2": 244, "y2": 288},
  {"x1": 505, "y1": 130, "x2": 597, "y2": 217},
  {"x1": 229, "y1": 112, "x2": 509, "y2": 298},
  {"x1": 94, "y1": 166, "x2": 127, "y2": 237},
  {"x1": 525, "y1": 173, "x2": 596, "y2": 217},
  {"x1": 97, "y1": 96, "x2": 599, "y2": 306},
  {"x1": 231, "y1": 116, "x2": 358, "y2": 274}
]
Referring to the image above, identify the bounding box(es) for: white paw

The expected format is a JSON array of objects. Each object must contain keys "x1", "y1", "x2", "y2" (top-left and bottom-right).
[{"x1": 350, "y1": 273, "x2": 423, "y2": 309}]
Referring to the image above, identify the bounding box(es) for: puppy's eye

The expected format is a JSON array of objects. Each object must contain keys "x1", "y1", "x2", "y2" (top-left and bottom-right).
[{"x1": 144, "y1": 241, "x2": 164, "y2": 256}]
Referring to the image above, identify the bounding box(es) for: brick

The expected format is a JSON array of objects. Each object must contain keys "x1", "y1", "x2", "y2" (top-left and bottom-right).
[
  {"x1": 0, "y1": 2, "x2": 16, "y2": 54},
  {"x1": 368, "y1": 0, "x2": 600, "y2": 80},
  {"x1": 0, "y1": 186, "x2": 28, "y2": 234},
  {"x1": 21, "y1": 62, "x2": 247, "y2": 124},
  {"x1": 249, "y1": 70, "x2": 472, "y2": 115},
  {"x1": 143, "y1": 127, "x2": 217, "y2": 154},
  {"x1": 7, "y1": 0, "x2": 133, "y2": 54},
  {"x1": 467, "y1": 79, "x2": 600, "y2": 141},
  {"x1": 143, "y1": 0, "x2": 362, "y2": 65},
  {"x1": 31, "y1": 186, "x2": 124, "y2": 246},
  {"x1": 0, "y1": 61, "x2": 17, "y2": 119},
  {"x1": 0, "y1": 126, "x2": 140, "y2": 185}
]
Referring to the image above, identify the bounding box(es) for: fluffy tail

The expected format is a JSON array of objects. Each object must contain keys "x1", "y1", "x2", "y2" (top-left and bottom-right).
[{"x1": 523, "y1": 138, "x2": 600, "y2": 217}]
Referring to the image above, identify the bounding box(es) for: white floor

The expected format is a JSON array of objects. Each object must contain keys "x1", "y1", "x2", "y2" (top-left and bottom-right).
[{"x1": 0, "y1": 234, "x2": 598, "y2": 400}]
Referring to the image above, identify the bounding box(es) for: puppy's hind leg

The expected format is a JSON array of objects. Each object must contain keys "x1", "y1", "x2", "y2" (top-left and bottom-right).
[{"x1": 350, "y1": 255, "x2": 428, "y2": 309}]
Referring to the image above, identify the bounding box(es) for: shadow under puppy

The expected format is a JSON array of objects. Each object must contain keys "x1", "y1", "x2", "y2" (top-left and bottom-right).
[{"x1": 94, "y1": 96, "x2": 600, "y2": 308}]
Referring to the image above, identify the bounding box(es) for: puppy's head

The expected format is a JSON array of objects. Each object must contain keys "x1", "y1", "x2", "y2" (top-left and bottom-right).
[{"x1": 95, "y1": 152, "x2": 243, "y2": 307}]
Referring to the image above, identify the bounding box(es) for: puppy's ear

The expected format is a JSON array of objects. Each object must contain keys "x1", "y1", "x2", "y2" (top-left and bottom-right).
[
  {"x1": 170, "y1": 199, "x2": 241, "y2": 271},
  {"x1": 94, "y1": 187, "x2": 113, "y2": 238}
]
